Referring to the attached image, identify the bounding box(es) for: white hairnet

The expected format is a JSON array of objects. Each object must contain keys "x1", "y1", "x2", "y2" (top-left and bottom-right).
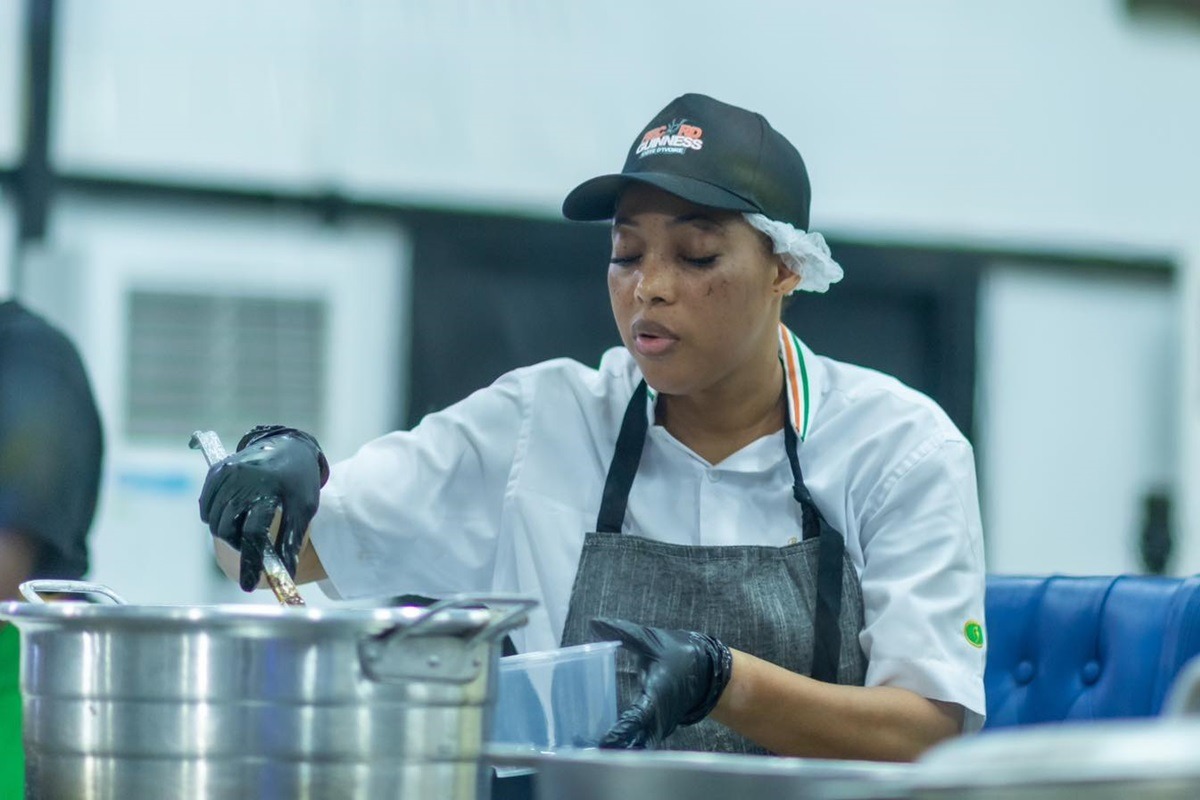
[{"x1": 743, "y1": 213, "x2": 844, "y2": 294}]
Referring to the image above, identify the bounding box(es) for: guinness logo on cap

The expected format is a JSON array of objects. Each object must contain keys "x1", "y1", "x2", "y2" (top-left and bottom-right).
[{"x1": 635, "y1": 118, "x2": 704, "y2": 158}]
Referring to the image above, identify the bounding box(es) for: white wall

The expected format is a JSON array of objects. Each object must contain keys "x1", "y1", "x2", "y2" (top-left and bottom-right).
[
  {"x1": 0, "y1": 0, "x2": 22, "y2": 169},
  {"x1": 54, "y1": 0, "x2": 337, "y2": 190},
  {"x1": 980, "y1": 263, "x2": 1177, "y2": 574},
  {"x1": 52, "y1": 1, "x2": 1200, "y2": 248},
  {"x1": 1180, "y1": 255, "x2": 1200, "y2": 574}
]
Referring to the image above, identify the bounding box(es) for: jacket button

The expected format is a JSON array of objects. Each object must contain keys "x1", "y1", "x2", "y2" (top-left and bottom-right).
[
  {"x1": 1081, "y1": 661, "x2": 1101, "y2": 685},
  {"x1": 1015, "y1": 661, "x2": 1035, "y2": 685}
]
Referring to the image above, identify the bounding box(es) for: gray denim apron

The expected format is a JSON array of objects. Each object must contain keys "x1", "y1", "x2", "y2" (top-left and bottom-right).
[{"x1": 560, "y1": 380, "x2": 868, "y2": 754}]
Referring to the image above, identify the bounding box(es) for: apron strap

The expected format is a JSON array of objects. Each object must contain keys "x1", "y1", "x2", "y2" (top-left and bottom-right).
[
  {"x1": 785, "y1": 418, "x2": 845, "y2": 684},
  {"x1": 595, "y1": 380, "x2": 650, "y2": 533},
  {"x1": 811, "y1": 523, "x2": 847, "y2": 683},
  {"x1": 784, "y1": 420, "x2": 820, "y2": 542}
]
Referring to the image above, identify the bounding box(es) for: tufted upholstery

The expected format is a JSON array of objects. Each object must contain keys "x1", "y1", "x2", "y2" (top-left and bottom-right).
[{"x1": 984, "y1": 575, "x2": 1200, "y2": 728}]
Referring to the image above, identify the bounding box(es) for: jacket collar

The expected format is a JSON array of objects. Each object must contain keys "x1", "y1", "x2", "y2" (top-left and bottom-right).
[
  {"x1": 642, "y1": 322, "x2": 821, "y2": 442},
  {"x1": 778, "y1": 323, "x2": 816, "y2": 440}
]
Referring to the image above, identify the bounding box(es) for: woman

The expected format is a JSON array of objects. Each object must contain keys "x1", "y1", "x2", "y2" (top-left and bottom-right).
[{"x1": 199, "y1": 93, "x2": 985, "y2": 761}]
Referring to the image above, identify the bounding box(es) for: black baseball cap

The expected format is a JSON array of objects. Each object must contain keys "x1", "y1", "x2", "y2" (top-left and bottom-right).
[{"x1": 562, "y1": 93, "x2": 812, "y2": 231}]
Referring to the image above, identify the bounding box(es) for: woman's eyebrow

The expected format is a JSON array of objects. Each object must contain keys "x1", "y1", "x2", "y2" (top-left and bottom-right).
[
  {"x1": 611, "y1": 213, "x2": 724, "y2": 231},
  {"x1": 670, "y1": 213, "x2": 724, "y2": 232}
]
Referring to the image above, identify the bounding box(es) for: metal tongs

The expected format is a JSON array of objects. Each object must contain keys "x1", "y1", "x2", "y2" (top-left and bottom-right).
[{"x1": 189, "y1": 429, "x2": 306, "y2": 607}]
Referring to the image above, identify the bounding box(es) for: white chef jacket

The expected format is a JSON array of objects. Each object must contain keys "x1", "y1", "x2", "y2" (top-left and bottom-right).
[{"x1": 312, "y1": 326, "x2": 988, "y2": 730}]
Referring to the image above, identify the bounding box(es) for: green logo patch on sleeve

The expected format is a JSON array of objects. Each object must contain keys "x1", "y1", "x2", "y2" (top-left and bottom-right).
[{"x1": 964, "y1": 620, "x2": 985, "y2": 648}]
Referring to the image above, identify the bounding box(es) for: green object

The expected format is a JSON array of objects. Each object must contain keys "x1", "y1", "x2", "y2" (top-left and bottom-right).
[
  {"x1": 964, "y1": 619, "x2": 985, "y2": 649},
  {"x1": 0, "y1": 623, "x2": 23, "y2": 798}
]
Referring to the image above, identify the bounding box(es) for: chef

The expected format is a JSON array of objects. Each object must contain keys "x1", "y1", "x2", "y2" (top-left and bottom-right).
[
  {"x1": 1, "y1": 299, "x2": 104, "y2": 797},
  {"x1": 199, "y1": 93, "x2": 986, "y2": 761}
]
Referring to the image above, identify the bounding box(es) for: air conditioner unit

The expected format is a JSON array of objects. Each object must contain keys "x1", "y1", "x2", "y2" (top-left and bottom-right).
[{"x1": 21, "y1": 197, "x2": 410, "y2": 606}]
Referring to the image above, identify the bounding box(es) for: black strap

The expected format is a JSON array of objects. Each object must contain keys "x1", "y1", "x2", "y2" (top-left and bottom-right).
[
  {"x1": 784, "y1": 419, "x2": 844, "y2": 683},
  {"x1": 783, "y1": 421, "x2": 820, "y2": 541},
  {"x1": 595, "y1": 380, "x2": 650, "y2": 533},
  {"x1": 810, "y1": 523, "x2": 847, "y2": 683}
]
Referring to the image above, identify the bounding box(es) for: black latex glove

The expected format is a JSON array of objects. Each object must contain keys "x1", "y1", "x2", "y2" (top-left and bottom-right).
[
  {"x1": 198, "y1": 425, "x2": 329, "y2": 591},
  {"x1": 590, "y1": 618, "x2": 733, "y2": 750}
]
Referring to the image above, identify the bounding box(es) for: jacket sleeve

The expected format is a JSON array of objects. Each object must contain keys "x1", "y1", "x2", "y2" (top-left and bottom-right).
[
  {"x1": 309, "y1": 369, "x2": 528, "y2": 599},
  {"x1": 855, "y1": 437, "x2": 988, "y2": 732}
]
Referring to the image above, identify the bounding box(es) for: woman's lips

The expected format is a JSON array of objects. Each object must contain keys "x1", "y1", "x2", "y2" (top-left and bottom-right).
[
  {"x1": 631, "y1": 320, "x2": 679, "y2": 357},
  {"x1": 634, "y1": 333, "x2": 678, "y2": 356}
]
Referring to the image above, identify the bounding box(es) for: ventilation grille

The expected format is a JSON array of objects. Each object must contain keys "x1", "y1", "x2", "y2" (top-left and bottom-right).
[{"x1": 125, "y1": 290, "x2": 327, "y2": 444}]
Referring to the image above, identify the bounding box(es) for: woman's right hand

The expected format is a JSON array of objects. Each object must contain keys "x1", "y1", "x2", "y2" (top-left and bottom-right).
[
  {"x1": 590, "y1": 618, "x2": 733, "y2": 749},
  {"x1": 198, "y1": 426, "x2": 329, "y2": 591}
]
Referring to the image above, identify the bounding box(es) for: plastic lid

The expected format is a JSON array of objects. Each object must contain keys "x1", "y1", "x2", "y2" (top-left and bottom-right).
[{"x1": 500, "y1": 640, "x2": 621, "y2": 667}]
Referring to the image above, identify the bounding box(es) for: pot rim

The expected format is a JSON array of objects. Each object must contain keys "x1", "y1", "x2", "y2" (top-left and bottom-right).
[
  {"x1": 0, "y1": 599, "x2": 494, "y2": 637},
  {"x1": 485, "y1": 744, "x2": 915, "y2": 781},
  {"x1": 2, "y1": 584, "x2": 537, "y2": 644},
  {"x1": 914, "y1": 718, "x2": 1200, "y2": 790}
]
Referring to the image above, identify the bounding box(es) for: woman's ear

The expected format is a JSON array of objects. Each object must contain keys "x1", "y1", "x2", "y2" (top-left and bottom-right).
[{"x1": 774, "y1": 257, "x2": 801, "y2": 296}]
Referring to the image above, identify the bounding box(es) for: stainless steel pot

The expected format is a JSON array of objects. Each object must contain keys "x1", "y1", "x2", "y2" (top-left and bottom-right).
[
  {"x1": 488, "y1": 747, "x2": 915, "y2": 800},
  {"x1": 913, "y1": 718, "x2": 1200, "y2": 800},
  {"x1": 0, "y1": 580, "x2": 535, "y2": 800},
  {"x1": 1163, "y1": 653, "x2": 1200, "y2": 716}
]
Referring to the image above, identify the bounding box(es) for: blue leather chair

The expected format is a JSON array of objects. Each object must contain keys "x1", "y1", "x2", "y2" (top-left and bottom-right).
[{"x1": 984, "y1": 575, "x2": 1200, "y2": 728}]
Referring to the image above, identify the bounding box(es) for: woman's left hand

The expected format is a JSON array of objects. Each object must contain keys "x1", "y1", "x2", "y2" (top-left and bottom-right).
[{"x1": 590, "y1": 618, "x2": 733, "y2": 749}]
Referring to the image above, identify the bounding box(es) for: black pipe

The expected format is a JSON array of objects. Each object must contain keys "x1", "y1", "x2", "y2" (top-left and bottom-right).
[{"x1": 15, "y1": 0, "x2": 55, "y2": 244}]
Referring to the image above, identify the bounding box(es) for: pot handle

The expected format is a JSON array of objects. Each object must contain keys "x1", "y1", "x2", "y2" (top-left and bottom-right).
[
  {"x1": 19, "y1": 580, "x2": 129, "y2": 605},
  {"x1": 406, "y1": 593, "x2": 538, "y2": 647},
  {"x1": 359, "y1": 593, "x2": 538, "y2": 684}
]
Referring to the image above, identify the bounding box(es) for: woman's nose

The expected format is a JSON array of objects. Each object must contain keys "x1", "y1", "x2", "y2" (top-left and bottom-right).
[{"x1": 634, "y1": 256, "x2": 674, "y2": 304}]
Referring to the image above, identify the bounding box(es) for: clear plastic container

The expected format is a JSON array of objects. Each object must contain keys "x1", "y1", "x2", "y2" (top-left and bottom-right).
[{"x1": 490, "y1": 640, "x2": 620, "y2": 751}]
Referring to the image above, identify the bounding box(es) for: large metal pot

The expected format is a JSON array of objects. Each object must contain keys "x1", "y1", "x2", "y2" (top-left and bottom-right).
[
  {"x1": 0, "y1": 580, "x2": 535, "y2": 800},
  {"x1": 912, "y1": 718, "x2": 1200, "y2": 799},
  {"x1": 488, "y1": 747, "x2": 915, "y2": 800}
]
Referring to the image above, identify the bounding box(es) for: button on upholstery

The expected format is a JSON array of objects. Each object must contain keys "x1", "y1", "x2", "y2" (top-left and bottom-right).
[
  {"x1": 1014, "y1": 661, "x2": 1035, "y2": 685},
  {"x1": 1081, "y1": 661, "x2": 1101, "y2": 685}
]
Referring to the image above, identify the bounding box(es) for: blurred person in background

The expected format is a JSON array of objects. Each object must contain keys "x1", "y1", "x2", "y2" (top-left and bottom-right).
[
  {"x1": 198, "y1": 94, "x2": 985, "y2": 761},
  {"x1": 0, "y1": 298, "x2": 104, "y2": 796}
]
